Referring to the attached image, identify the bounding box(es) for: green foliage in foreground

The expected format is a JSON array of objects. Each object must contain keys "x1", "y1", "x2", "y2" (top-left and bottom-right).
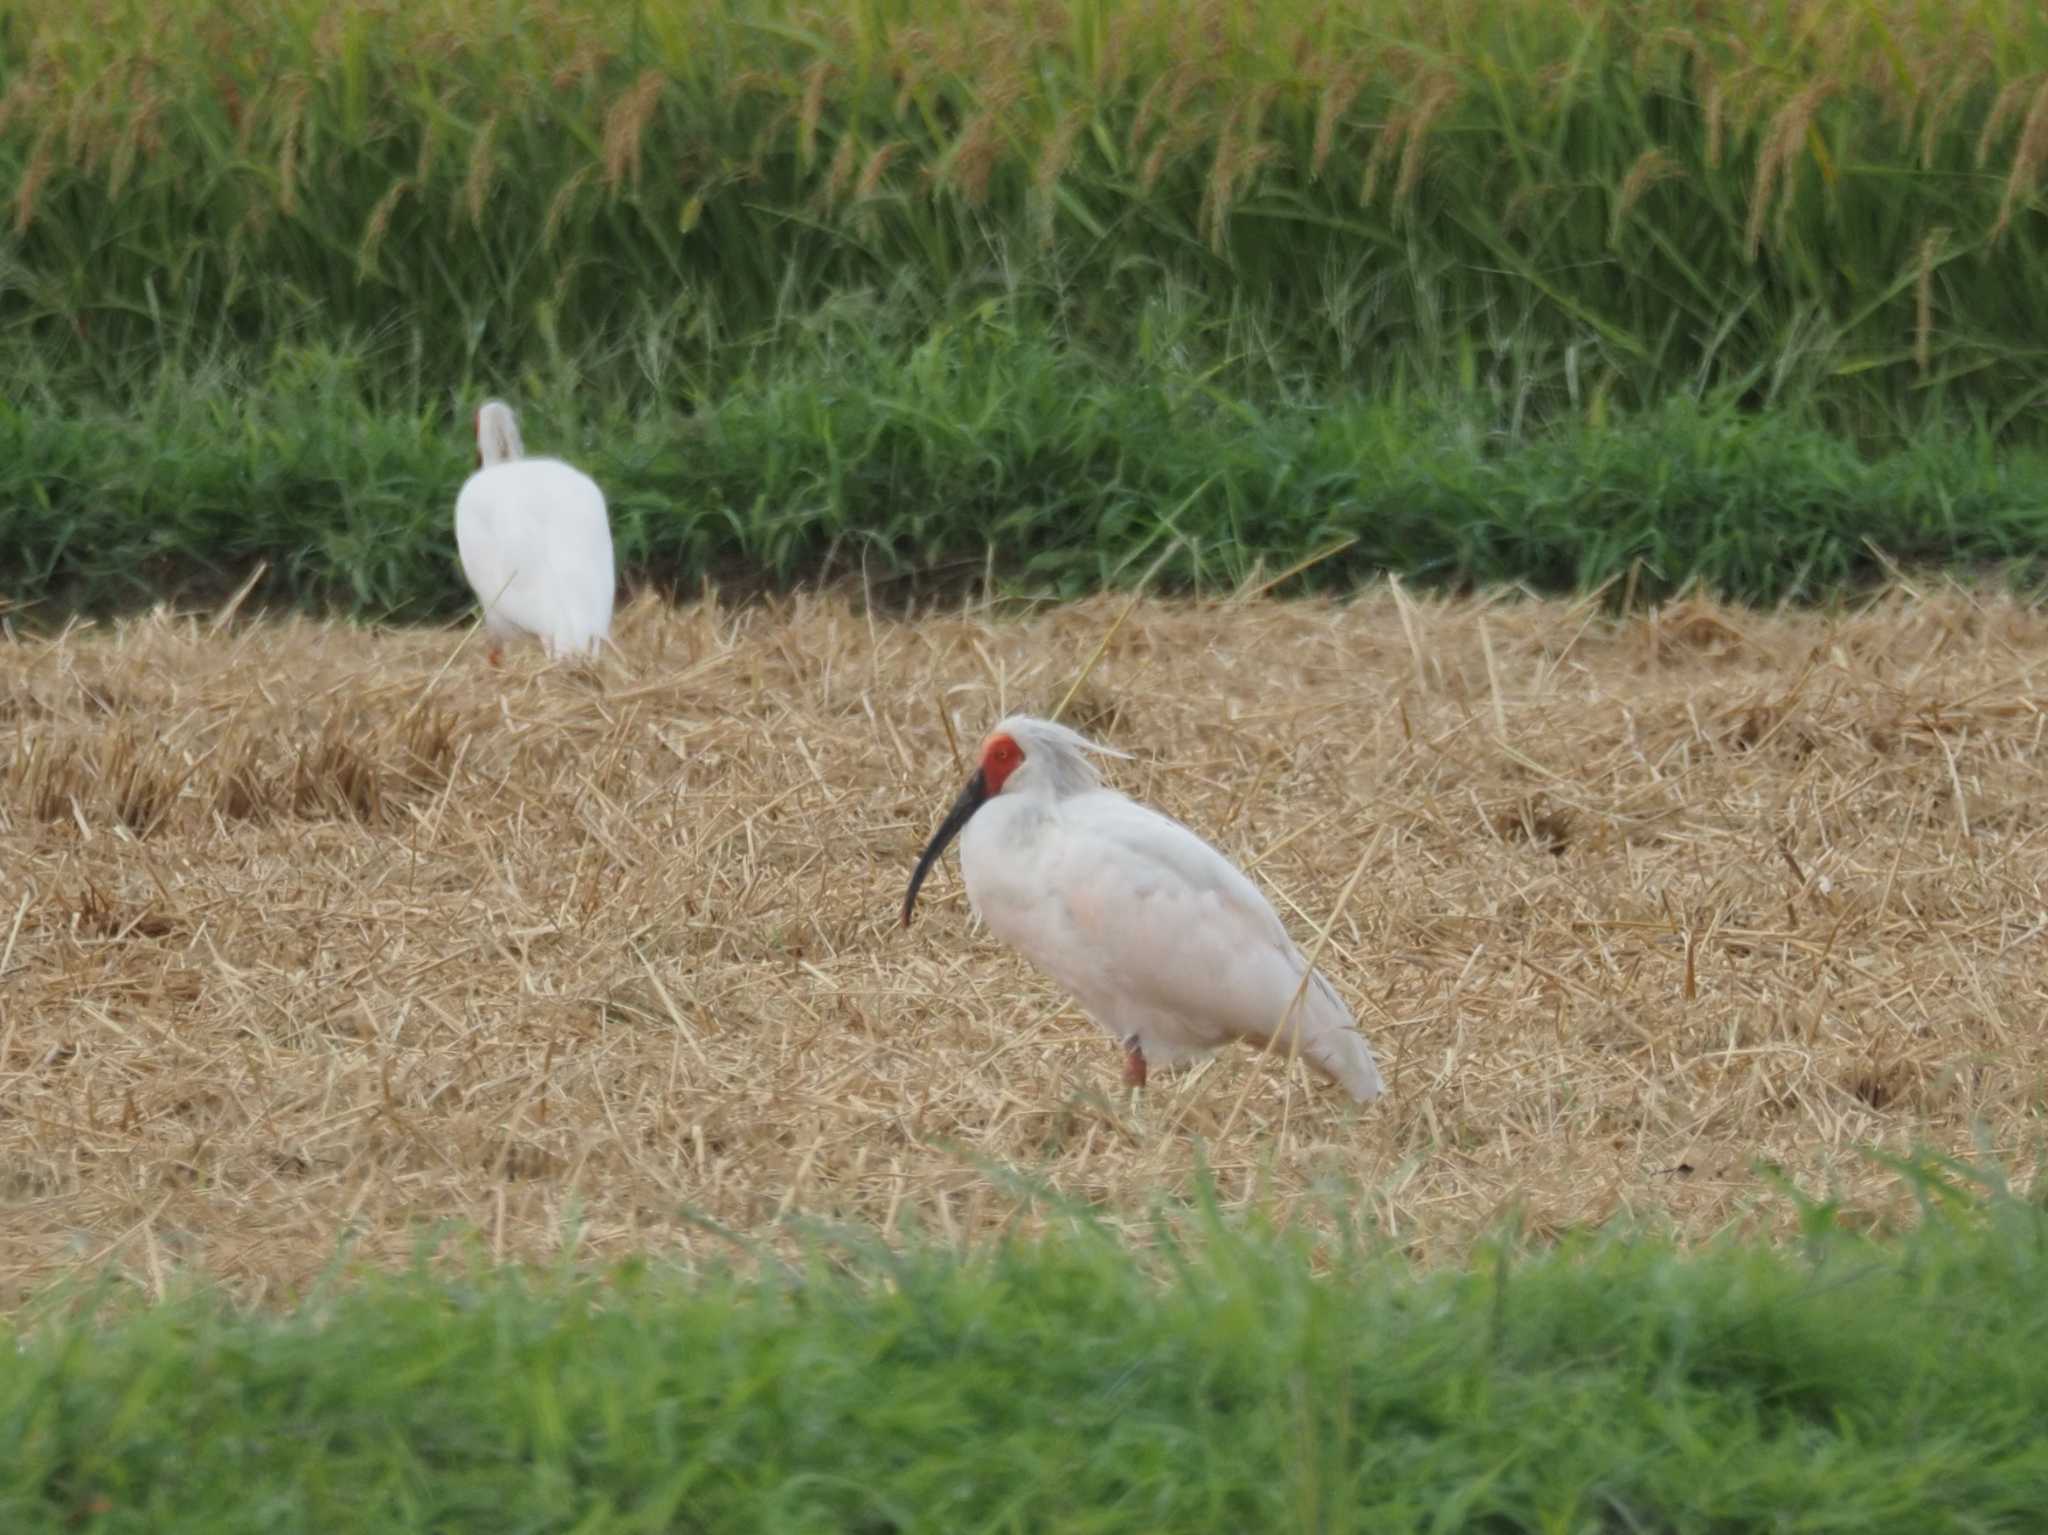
[
  {"x1": 6, "y1": 1168, "x2": 2048, "y2": 1532},
  {"x1": 7, "y1": 0, "x2": 2048, "y2": 444},
  {"x1": 6, "y1": 326, "x2": 2048, "y2": 622}
]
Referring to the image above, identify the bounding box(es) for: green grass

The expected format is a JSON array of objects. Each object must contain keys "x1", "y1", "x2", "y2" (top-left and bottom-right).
[
  {"x1": 7, "y1": 320, "x2": 2048, "y2": 622},
  {"x1": 6, "y1": 1163, "x2": 2048, "y2": 1532},
  {"x1": 6, "y1": 0, "x2": 2048, "y2": 444}
]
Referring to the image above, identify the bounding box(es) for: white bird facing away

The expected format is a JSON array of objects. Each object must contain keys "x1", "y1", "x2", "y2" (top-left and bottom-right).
[
  {"x1": 453, "y1": 400, "x2": 615, "y2": 664},
  {"x1": 902, "y1": 715, "x2": 1385, "y2": 1104}
]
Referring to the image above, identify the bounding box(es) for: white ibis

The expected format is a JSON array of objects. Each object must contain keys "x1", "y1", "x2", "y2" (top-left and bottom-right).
[
  {"x1": 903, "y1": 715, "x2": 1385, "y2": 1104},
  {"x1": 453, "y1": 400, "x2": 615, "y2": 663}
]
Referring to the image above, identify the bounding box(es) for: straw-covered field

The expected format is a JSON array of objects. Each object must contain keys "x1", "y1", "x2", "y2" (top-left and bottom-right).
[{"x1": 4, "y1": 585, "x2": 2043, "y2": 1305}]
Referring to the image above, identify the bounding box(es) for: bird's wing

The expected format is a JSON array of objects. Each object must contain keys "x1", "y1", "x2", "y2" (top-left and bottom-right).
[
  {"x1": 1035, "y1": 792, "x2": 1383, "y2": 1099},
  {"x1": 526, "y1": 461, "x2": 615, "y2": 656}
]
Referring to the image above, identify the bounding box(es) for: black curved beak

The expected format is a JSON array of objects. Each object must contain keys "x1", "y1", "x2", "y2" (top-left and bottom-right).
[{"x1": 902, "y1": 769, "x2": 989, "y2": 927}]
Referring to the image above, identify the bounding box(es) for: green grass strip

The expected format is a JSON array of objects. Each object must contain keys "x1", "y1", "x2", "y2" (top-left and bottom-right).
[
  {"x1": 5, "y1": 1166, "x2": 2048, "y2": 1531},
  {"x1": 4, "y1": 330, "x2": 2046, "y2": 621}
]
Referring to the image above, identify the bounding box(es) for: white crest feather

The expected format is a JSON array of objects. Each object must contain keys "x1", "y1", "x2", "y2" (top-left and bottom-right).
[{"x1": 991, "y1": 715, "x2": 1128, "y2": 796}]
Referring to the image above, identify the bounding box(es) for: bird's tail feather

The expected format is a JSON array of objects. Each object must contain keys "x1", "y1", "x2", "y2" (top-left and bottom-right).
[
  {"x1": 1301, "y1": 1024, "x2": 1385, "y2": 1103},
  {"x1": 1275, "y1": 977, "x2": 1385, "y2": 1103}
]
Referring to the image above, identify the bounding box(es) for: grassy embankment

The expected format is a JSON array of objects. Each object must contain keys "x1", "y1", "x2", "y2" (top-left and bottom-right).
[
  {"x1": 5, "y1": 0, "x2": 2048, "y2": 614},
  {"x1": 5, "y1": 1168, "x2": 2048, "y2": 1532}
]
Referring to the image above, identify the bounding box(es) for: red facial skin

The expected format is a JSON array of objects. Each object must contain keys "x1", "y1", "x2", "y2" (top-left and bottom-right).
[{"x1": 981, "y1": 732, "x2": 1023, "y2": 794}]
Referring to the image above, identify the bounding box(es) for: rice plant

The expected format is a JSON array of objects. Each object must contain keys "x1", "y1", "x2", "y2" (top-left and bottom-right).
[{"x1": 4, "y1": 0, "x2": 2048, "y2": 436}]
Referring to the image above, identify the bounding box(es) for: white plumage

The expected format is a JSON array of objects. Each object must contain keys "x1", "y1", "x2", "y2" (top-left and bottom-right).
[
  {"x1": 903, "y1": 715, "x2": 1385, "y2": 1103},
  {"x1": 453, "y1": 401, "x2": 615, "y2": 663}
]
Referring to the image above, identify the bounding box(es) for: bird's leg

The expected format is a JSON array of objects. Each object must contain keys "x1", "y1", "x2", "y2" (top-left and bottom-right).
[
  {"x1": 486, "y1": 640, "x2": 504, "y2": 668},
  {"x1": 1121, "y1": 1038, "x2": 1148, "y2": 1130}
]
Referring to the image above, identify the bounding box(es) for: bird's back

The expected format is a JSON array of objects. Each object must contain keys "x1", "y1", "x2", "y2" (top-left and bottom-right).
[{"x1": 454, "y1": 458, "x2": 615, "y2": 657}]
